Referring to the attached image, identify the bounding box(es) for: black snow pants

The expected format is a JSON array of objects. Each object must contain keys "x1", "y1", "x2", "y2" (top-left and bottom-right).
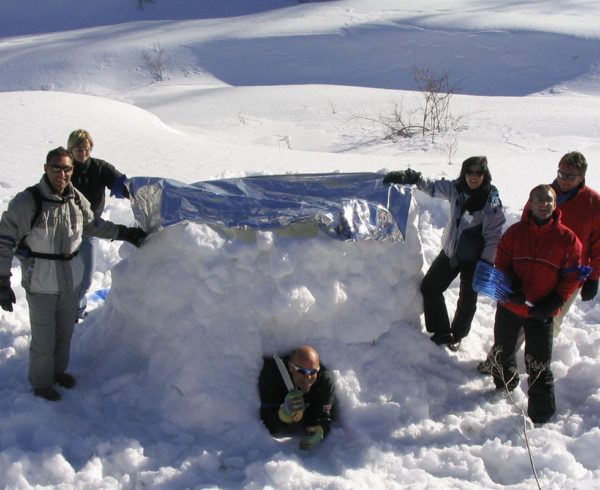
[
  {"x1": 491, "y1": 305, "x2": 555, "y2": 424},
  {"x1": 420, "y1": 250, "x2": 478, "y2": 341}
]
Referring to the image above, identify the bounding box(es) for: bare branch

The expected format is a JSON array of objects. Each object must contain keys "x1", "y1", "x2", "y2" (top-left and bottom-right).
[{"x1": 141, "y1": 42, "x2": 168, "y2": 82}]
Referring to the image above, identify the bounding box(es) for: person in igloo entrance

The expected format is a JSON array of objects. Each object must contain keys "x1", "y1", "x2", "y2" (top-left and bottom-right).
[{"x1": 259, "y1": 345, "x2": 335, "y2": 451}]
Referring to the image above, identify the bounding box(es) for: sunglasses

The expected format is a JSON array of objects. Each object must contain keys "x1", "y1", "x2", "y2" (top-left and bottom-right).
[
  {"x1": 557, "y1": 170, "x2": 580, "y2": 181},
  {"x1": 465, "y1": 169, "x2": 484, "y2": 177},
  {"x1": 48, "y1": 165, "x2": 74, "y2": 174},
  {"x1": 290, "y1": 362, "x2": 319, "y2": 377},
  {"x1": 73, "y1": 146, "x2": 92, "y2": 153}
]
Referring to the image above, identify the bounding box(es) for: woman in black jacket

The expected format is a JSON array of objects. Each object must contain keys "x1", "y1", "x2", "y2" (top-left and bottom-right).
[{"x1": 67, "y1": 129, "x2": 130, "y2": 320}]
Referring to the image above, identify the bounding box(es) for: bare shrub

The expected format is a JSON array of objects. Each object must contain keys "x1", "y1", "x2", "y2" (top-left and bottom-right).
[
  {"x1": 379, "y1": 101, "x2": 423, "y2": 139},
  {"x1": 355, "y1": 65, "x2": 464, "y2": 144},
  {"x1": 444, "y1": 136, "x2": 459, "y2": 165},
  {"x1": 352, "y1": 99, "x2": 425, "y2": 140},
  {"x1": 142, "y1": 42, "x2": 168, "y2": 82},
  {"x1": 412, "y1": 65, "x2": 461, "y2": 142}
]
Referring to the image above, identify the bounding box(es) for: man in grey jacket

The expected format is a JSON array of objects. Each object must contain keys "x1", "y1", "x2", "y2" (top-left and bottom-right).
[{"x1": 0, "y1": 147, "x2": 145, "y2": 401}]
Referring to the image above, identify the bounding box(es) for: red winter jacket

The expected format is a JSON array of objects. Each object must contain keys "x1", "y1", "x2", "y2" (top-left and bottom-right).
[
  {"x1": 496, "y1": 209, "x2": 582, "y2": 318},
  {"x1": 522, "y1": 183, "x2": 600, "y2": 281}
]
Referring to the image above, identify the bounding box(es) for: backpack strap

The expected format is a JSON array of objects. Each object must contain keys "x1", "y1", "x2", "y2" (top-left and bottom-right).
[
  {"x1": 72, "y1": 188, "x2": 85, "y2": 216},
  {"x1": 25, "y1": 185, "x2": 43, "y2": 228},
  {"x1": 16, "y1": 186, "x2": 43, "y2": 255}
]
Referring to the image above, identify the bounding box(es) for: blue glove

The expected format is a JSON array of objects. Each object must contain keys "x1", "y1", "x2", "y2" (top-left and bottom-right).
[
  {"x1": 299, "y1": 425, "x2": 324, "y2": 451},
  {"x1": 110, "y1": 174, "x2": 130, "y2": 199}
]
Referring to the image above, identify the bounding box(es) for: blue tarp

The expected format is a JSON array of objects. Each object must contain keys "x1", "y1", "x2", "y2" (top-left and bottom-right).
[{"x1": 127, "y1": 173, "x2": 412, "y2": 241}]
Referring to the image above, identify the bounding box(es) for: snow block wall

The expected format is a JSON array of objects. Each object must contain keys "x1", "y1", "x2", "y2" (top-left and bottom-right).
[{"x1": 74, "y1": 199, "x2": 424, "y2": 433}]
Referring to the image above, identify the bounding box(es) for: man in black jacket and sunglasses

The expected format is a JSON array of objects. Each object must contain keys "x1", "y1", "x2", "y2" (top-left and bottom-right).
[{"x1": 259, "y1": 345, "x2": 335, "y2": 451}]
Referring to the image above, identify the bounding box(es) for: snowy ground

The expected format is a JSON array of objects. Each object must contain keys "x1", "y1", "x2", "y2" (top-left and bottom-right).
[{"x1": 1, "y1": 1, "x2": 600, "y2": 488}]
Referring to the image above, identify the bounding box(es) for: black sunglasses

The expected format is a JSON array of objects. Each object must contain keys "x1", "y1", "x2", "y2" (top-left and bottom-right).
[
  {"x1": 465, "y1": 168, "x2": 484, "y2": 177},
  {"x1": 48, "y1": 165, "x2": 74, "y2": 174}
]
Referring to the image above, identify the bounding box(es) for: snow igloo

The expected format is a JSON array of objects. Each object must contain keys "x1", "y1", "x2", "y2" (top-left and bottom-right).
[{"x1": 74, "y1": 173, "x2": 425, "y2": 432}]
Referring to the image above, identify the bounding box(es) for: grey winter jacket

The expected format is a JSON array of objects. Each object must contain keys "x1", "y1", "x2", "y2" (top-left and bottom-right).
[
  {"x1": 0, "y1": 176, "x2": 120, "y2": 293},
  {"x1": 416, "y1": 177, "x2": 505, "y2": 263}
]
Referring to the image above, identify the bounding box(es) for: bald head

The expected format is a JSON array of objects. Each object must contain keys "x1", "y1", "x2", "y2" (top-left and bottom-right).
[
  {"x1": 291, "y1": 345, "x2": 319, "y2": 365},
  {"x1": 289, "y1": 345, "x2": 320, "y2": 392}
]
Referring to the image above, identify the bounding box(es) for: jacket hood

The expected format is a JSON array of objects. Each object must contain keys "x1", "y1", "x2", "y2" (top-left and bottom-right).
[
  {"x1": 524, "y1": 207, "x2": 563, "y2": 229},
  {"x1": 40, "y1": 175, "x2": 76, "y2": 201}
]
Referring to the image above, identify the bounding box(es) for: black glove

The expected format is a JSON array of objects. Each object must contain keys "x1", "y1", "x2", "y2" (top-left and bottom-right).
[
  {"x1": 383, "y1": 168, "x2": 422, "y2": 185},
  {"x1": 117, "y1": 225, "x2": 147, "y2": 248},
  {"x1": 508, "y1": 291, "x2": 527, "y2": 305},
  {"x1": 508, "y1": 276, "x2": 526, "y2": 304},
  {"x1": 580, "y1": 279, "x2": 598, "y2": 301},
  {"x1": 529, "y1": 291, "x2": 564, "y2": 322},
  {"x1": 0, "y1": 276, "x2": 16, "y2": 312}
]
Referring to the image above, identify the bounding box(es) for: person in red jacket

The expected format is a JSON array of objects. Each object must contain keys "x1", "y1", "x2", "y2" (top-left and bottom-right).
[
  {"x1": 548, "y1": 151, "x2": 600, "y2": 330},
  {"x1": 478, "y1": 151, "x2": 600, "y2": 374},
  {"x1": 488, "y1": 184, "x2": 582, "y2": 424}
]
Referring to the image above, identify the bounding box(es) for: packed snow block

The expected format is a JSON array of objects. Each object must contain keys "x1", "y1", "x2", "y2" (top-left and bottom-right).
[{"x1": 75, "y1": 174, "x2": 424, "y2": 431}]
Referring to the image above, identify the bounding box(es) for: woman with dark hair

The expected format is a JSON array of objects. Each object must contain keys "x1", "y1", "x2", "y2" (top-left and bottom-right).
[{"x1": 383, "y1": 156, "x2": 505, "y2": 349}]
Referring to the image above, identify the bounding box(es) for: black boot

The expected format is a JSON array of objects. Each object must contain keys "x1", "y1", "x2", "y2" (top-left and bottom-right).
[
  {"x1": 55, "y1": 372, "x2": 77, "y2": 389},
  {"x1": 34, "y1": 387, "x2": 61, "y2": 401},
  {"x1": 430, "y1": 332, "x2": 454, "y2": 345}
]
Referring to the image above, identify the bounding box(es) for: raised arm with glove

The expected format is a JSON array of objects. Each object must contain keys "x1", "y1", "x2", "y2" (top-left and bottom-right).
[
  {"x1": 383, "y1": 168, "x2": 422, "y2": 185},
  {"x1": 116, "y1": 225, "x2": 147, "y2": 248},
  {"x1": 278, "y1": 389, "x2": 306, "y2": 424}
]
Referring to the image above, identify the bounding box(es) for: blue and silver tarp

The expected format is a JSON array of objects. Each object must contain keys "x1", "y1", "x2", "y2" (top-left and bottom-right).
[{"x1": 127, "y1": 172, "x2": 412, "y2": 241}]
